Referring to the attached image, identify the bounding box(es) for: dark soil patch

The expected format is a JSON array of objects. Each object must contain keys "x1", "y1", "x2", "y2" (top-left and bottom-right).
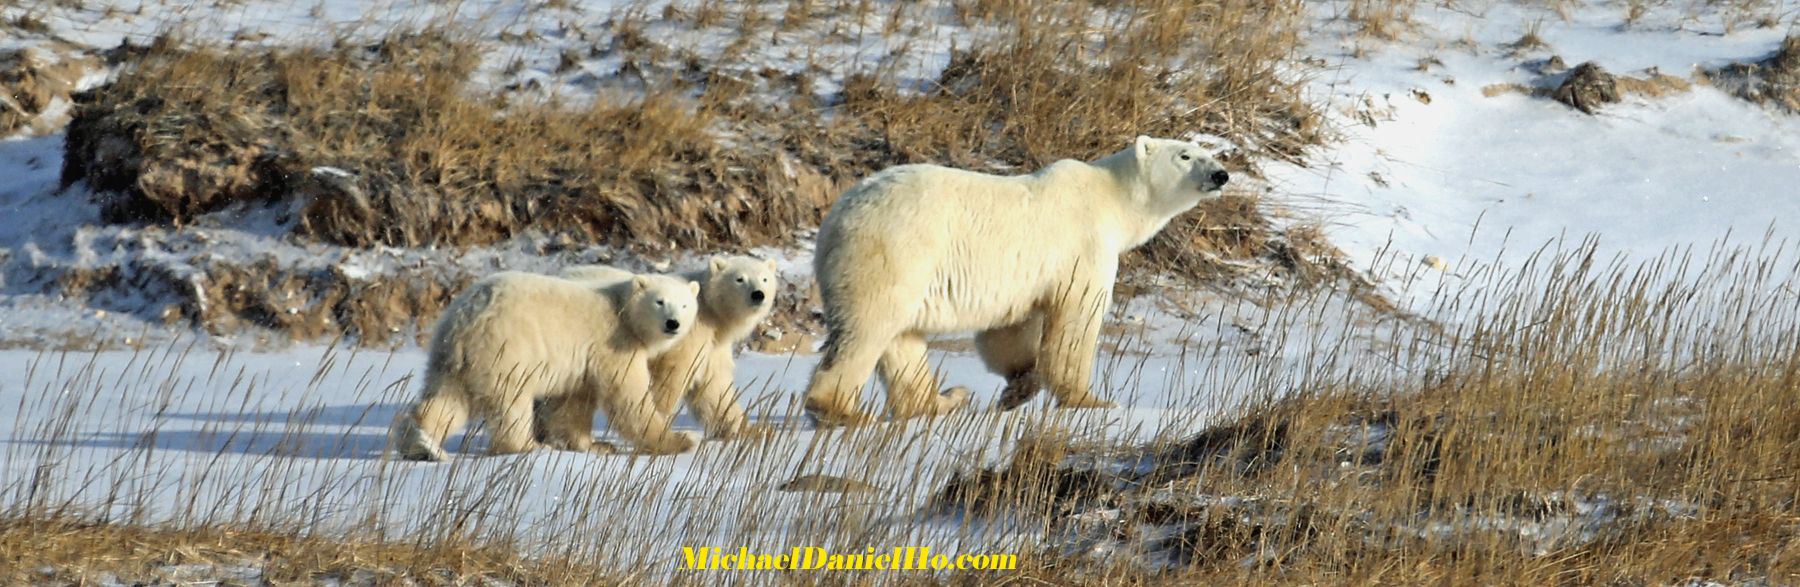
[
  {"x1": 1706, "y1": 35, "x2": 1800, "y2": 114},
  {"x1": 1553, "y1": 61, "x2": 1620, "y2": 114}
]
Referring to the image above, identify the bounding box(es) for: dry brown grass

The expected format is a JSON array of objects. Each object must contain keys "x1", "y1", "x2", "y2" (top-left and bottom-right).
[
  {"x1": 833, "y1": 0, "x2": 1318, "y2": 168},
  {"x1": 0, "y1": 516, "x2": 626, "y2": 586},
  {"x1": 61, "y1": 0, "x2": 1327, "y2": 278},
  {"x1": 63, "y1": 31, "x2": 832, "y2": 253},
  {"x1": 0, "y1": 46, "x2": 95, "y2": 136},
  {"x1": 1347, "y1": 0, "x2": 1418, "y2": 40},
  {"x1": 925, "y1": 244, "x2": 1800, "y2": 585}
]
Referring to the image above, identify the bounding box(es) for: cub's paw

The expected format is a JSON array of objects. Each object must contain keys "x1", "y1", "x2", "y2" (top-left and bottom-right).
[
  {"x1": 674, "y1": 430, "x2": 705, "y2": 452},
  {"x1": 995, "y1": 373, "x2": 1043, "y2": 411},
  {"x1": 723, "y1": 423, "x2": 778, "y2": 441},
  {"x1": 938, "y1": 386, "x2": 974, "y2": 411}
]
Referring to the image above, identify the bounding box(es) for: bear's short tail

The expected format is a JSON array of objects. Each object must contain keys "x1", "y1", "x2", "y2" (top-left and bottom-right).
[{"x1": 388, "y1": 411, "x2": 449, "y2": 462}]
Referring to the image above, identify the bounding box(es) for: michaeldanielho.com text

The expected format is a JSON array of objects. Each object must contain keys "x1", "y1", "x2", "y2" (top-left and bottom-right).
[{"x1": 681, "y1": 547, "x2": 1017, "y2": 571}]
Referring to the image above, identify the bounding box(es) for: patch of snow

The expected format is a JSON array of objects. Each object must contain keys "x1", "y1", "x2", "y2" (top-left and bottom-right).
[{"x1": 1269, "y1": 1, "x2": 1800, "y2": 312}]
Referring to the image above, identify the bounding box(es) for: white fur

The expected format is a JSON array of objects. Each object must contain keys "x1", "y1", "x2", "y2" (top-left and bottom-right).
[
  {"x1": 803, "y1": 136, "x2": 1230, "y2": 424},
  {"x1": 551, "y1": 256, "x2": 779, "y2": 439},
  {"x1": 389, "y1": 271, "x2": 702, "y2": 461}
]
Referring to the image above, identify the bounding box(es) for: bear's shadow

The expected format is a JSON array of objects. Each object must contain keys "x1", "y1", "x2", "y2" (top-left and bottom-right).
[
  {"x1": 25, "y1": 402, "x2": 764, "y2": 461},
  {"x1": 11, "y1": 404, "x2": 410, "y2": 460}
]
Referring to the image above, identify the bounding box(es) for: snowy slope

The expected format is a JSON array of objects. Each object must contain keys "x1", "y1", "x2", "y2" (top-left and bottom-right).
[
  {"x1": 1274, "y1": 1, "x2": 1800, "y2": 307},
  {"x1": 3, "y1": 0, "x2": 1800, "y2": 579}
]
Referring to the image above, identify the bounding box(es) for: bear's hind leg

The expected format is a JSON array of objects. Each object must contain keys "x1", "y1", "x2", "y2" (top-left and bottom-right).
[
  {"x1": 541, "y1": 386, "x2": 603, "y2": 453},
  {"x1": 484, "y1": 368, "x2": 553, "y2": 455},
  {"x1": 880, "y1": 331, "x2": 972, "y2": 420},
  {"x1": 487, "y1": 393, "x2": 545, "y2": 455},
  {"x1": 397, "y1": 380, "x2": 468, "y2": 462},
  {"x1": 530, "y1": 395, "x2": 563, "y2": 445},
  {"x1": 802, "y1": 331, "x2": 884, "y2": 427},
  {"x1": 976, "y1": 316, "x2": 1044, "y2": 411}
]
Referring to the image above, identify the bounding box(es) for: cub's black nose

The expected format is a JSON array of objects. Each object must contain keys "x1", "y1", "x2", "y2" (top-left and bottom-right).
[
  {"x1": 750, "y1": 290, "x2": 767, "y2": 305},
  {"x1": 1211, "y1": 170, "x2": 1230, "y2": 187},
  {"x1": 664, "y1": 319, "x2": 681, "y2": 333}
]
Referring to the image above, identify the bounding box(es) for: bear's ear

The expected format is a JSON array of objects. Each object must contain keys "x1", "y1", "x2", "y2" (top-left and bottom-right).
[
  {"x1": 710, "y1": 257, "x2": 727, "y2": 273},
  {"x1": 764, "y1": 259, "x2": 777, "y2": 271},
  {"x1": 631, "y1": 275, "x2": 650, "y2": 292},
  {"x1": 1134, "y1": 135, "x2": 1154, "y2": 160},
  {"x1": 687, "y1": 281, "x2": 701, "y2": 295}
]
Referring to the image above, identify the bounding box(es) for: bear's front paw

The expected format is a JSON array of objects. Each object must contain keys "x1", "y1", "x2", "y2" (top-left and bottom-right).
[
  {"x1": 633, "y1": 431, "x2": 701, "y2": 455},
  {"x1": 539, "y1": 436, "x2": 584, "y2": 452},
  {"x1": 724, "y1": 423, "x2": 777, "y2": 441},
  {"x1": 1056, "y1": 395, "x2": 1116, "y2": 410},
  {"x1": 803, "y1": 397, "x2": 875, "y2": 428}
]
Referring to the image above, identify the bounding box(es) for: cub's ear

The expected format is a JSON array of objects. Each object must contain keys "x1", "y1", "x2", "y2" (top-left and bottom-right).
[
  {"x1": 1134, "y1": 135, "x2": 1154, "y2": 160},
  {"x1": 710, "y1": 257, "x2": 728, "y2": 272},
  {"x1": 687, "y1": 281, "x2": 701, "y2": 295},
  {"x1": 632, "y1": 275, "x2": 650, "y2": 292},
  {"x1": 764, "y1": 258, "x2": 777, "y2": 271}
]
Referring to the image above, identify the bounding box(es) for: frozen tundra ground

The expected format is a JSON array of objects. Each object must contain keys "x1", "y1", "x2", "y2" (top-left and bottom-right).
[{"x1": 3, "y1": 0, "x2": 1800, "y2": 579}]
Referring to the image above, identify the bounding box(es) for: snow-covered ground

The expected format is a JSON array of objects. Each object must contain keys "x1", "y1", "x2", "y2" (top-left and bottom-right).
[
  {"x1": 0, "y1": 305, "x2": 1398, "y2": 570},
  {"x1": 4, "y1": 0, "x2": 1800, "y2": 578},
  {"x1": 1274, "y1": 1, "x2": 1800, "y2": 307}
]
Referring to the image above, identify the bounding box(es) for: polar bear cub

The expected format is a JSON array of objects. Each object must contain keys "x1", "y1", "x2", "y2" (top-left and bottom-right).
[
  {"x1": 551, "y1": 255, "x2": 779, "y2": 439},
  {"x1": 390, "y1": 271, "x2": 702, "y2": 461},
  {"x1": 803, "y1": 135, "x2": 1230, "y2": 425}
]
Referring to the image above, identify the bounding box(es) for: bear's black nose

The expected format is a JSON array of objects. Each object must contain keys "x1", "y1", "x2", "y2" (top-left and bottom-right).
[
  {"x1": 750, "y1": 290, "x2": 766, "y2": 305},
  {"x1": 1211, "y1": 170, "x2": 1230, "y2": 188},
  {"x1": 664, "y1": 319, "x2": 681, "y2": 333}
]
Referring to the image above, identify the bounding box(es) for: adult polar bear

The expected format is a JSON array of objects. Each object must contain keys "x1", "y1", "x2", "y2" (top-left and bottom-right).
[{"x1": 803, "y1": 136, "x2": 1231, "y2": 425}]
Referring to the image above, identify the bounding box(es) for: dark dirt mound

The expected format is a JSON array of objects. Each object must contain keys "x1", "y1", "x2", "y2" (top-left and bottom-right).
[
  {"x1": 1483, "y1": 58, "x2": 1691, "y2": 114},
  {"x1": 1553, "y1": 62, "x2": 1620, "y2": 114},
  {"x1": 45, "y1": 254, "x2": 475, "y2": 347},
  {"x1": 1706, "y1": 35, "x2": 1800, "y2": 114}
]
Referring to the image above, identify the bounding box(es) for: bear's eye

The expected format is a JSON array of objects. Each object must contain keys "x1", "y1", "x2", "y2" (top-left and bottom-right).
[
  {"x1": 656, "y1": 299, "x2": 665, "y2": 307},
  {"x1": 736, "y1": 277, "x2": 745, "y2": 283},
  {"x1": 1179, "y1": 153, "x2": 1191, "y2": 161}
]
